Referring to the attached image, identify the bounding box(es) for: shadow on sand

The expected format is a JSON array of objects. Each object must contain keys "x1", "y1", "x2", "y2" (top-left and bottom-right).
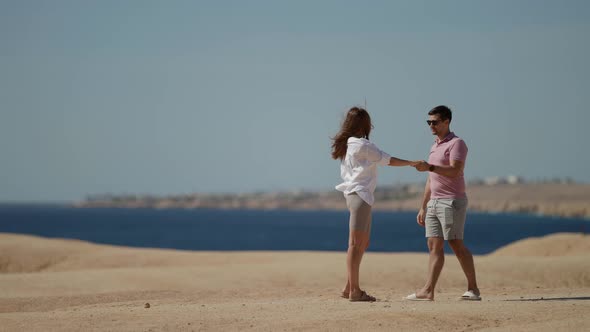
[{"x1": 504, "y1": 296, "x2": 590, "y2": 302}]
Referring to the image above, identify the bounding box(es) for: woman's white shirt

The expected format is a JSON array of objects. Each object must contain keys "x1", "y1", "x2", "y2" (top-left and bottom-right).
[{"x1": 335, "y1": 137, "x2": 391, "y2": 206}]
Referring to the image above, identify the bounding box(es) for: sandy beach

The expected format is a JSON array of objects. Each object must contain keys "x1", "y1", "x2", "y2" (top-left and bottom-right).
[{"x1": 1, "y1": 232, "x2": 589, "y2": 331}]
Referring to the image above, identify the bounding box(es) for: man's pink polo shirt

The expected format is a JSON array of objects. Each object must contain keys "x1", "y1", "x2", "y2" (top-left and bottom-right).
[{"x1": 428, "y1": 132, "x2": 468, "y2": 199}]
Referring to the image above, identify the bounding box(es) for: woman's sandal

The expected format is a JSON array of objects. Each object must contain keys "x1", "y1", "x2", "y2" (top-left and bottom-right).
[{"x1": 349, "y1": 290, "x2": 376, "y2": 302}]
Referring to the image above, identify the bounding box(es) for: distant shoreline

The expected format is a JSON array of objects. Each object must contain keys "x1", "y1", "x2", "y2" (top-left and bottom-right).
[{"x1": 72, "y1": 183, "x2": 590, "y2": 219}]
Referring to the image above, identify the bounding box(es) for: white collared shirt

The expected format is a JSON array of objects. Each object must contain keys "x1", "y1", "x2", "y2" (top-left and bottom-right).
[{"x1": 335, "y1": 137, "x2": 391, "y2": 206}]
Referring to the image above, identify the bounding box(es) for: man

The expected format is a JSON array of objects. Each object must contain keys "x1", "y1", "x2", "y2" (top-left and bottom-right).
[{"x1": 404, "y1": 105, "x2": 481, "y2": 301}]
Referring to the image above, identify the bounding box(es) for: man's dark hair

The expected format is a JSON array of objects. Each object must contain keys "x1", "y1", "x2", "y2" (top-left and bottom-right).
[{"x1": 428, "y1": 105, "x2": 452, "y2": 122}]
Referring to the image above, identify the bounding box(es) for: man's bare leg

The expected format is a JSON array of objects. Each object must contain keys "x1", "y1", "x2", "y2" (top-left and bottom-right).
[
  {"x1": 449, "y1": 239, "x2": 479, "y2": 295},
  {"x1": 415, "y1": 237, "x2": 445, "y2": 300}
]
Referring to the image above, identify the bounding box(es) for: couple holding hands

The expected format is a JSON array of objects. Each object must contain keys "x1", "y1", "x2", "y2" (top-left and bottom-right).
[{"x1": 331, "y1": 105, "x2": 481, "y2": 302}]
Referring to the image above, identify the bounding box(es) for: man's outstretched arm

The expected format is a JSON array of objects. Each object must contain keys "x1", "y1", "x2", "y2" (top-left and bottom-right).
[{"x1": 415, "y1": 159, "x2": 464, "y2": 178}]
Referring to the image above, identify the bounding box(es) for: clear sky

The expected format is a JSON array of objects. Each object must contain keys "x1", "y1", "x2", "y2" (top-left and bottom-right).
[{"x1": 1, "y1": 0, "x2": 589, "y2": 202}]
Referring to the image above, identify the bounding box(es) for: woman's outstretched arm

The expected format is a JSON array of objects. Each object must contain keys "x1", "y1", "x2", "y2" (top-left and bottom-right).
[{"x1": 388, "y1": 157, "x2": 420, "y2": 167}]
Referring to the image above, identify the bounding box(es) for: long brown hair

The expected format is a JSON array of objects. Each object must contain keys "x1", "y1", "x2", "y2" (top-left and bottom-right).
[{"x1": 331, "y1": 107, "x2": 372, "y2": 160}]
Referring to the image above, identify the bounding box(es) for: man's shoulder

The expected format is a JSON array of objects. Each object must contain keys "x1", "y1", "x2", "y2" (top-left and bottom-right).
[
  {"x1": 449, "y1": 135, "x2": 467, "y2": 146},
  {"x1": 449, "y1": 136, "x2": 468, "y2": 156},
  {"x1": 448, "y1": 132, "x2": 464, "y2": 140}
]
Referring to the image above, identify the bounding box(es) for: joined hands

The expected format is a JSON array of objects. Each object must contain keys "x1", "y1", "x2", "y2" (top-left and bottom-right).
[{"x1": 413, "y1": 160, "x2": 430, "y2": 172}]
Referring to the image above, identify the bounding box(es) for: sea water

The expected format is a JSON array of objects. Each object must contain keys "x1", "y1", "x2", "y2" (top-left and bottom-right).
[{"x1": 0, "y1": 205, "x2": 586, "y2": 255}]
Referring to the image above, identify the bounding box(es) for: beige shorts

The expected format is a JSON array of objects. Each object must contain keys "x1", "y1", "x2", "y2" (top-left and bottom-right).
[
  {"x1": 425, "y1": 198, "x2": 468, "y2": 240},
  {"x1": 345, "y1": 192, "x2": 372, "y2": 233}
]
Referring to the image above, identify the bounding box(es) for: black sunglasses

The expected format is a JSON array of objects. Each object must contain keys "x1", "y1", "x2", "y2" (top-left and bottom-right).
[{"x1": 426, "y1": 120, "x2": 440, "y2": 126}]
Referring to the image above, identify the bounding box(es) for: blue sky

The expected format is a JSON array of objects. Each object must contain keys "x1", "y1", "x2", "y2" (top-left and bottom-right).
[{"x1": 1, "y1": 0, "x2": 589, "y2": 202}]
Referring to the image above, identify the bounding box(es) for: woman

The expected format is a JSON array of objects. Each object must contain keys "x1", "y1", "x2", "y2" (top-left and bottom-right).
[{"x1": 332, "y1": 107, "x2": 418, "y2": 302}]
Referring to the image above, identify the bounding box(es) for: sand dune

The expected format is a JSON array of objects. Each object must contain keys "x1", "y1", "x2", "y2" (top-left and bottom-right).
[
  {"x1": 489, "y1": 233, "x2": 590, "y2": 257},
  {"x1": 1, "y1": 232, "x2": 589, "y2": 331}
]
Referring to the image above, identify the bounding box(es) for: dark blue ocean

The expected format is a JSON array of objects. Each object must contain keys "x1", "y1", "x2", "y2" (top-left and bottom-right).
[{"x1": 0, "y1": 205, "x2": 587, "y2": 255}]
